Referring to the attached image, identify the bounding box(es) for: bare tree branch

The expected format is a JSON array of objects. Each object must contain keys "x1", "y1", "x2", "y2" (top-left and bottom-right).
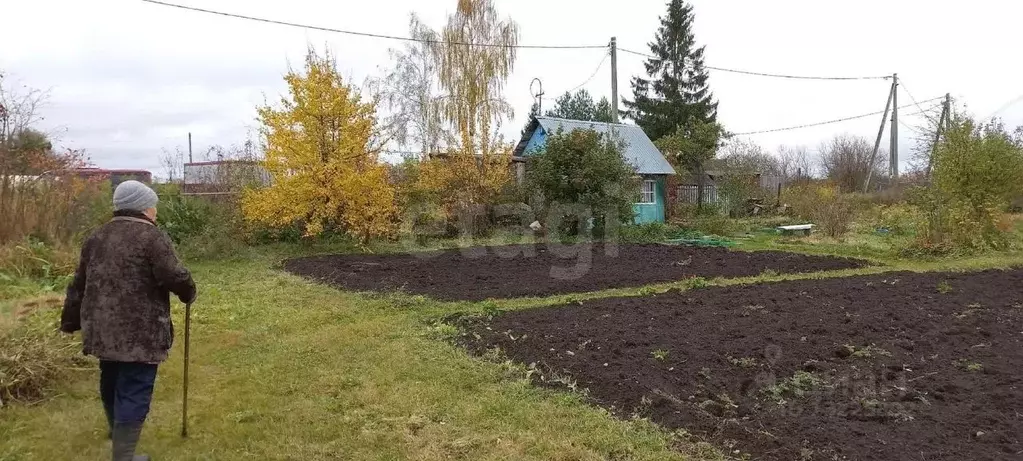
[
  {"x1": 817, "y1": 134, "x2": 888, "y2": 192},
  {"x1": 776, "y1": 144, "x2": 815, "y2": 180},
  {"x1": 0, "y1": 73, "x2": 49, "y2": 145}
]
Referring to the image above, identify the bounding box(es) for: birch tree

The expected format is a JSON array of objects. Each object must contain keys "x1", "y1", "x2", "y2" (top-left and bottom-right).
[{"x1": 417, "y1": 0, "x2": 519, "y2": 229}]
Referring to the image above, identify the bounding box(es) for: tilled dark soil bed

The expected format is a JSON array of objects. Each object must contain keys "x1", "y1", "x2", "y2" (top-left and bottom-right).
[
  {"x1": 283, "y1": 243, "x2": 867, "y2": 301},
  {"x1": 458, "y1": 269, "x2": 1023, "y2": 460}
]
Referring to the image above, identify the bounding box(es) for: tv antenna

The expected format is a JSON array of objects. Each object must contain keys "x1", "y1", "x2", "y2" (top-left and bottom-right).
[{"x1": 530, "y1": 78, "x2": 545, "y2": 116}]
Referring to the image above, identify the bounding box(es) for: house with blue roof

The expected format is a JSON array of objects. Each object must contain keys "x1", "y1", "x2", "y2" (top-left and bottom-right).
[{"x1": 513, "y1": 116, "x2": 677, "y2": 224}]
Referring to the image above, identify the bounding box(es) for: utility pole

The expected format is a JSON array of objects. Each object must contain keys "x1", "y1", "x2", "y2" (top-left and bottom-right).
[
  {"x1": 926, "y1": 93, "x2": 952, "y2": 178},
  {"x1": 944, "y1": 92, "x2": 952, "y2": 131},
  {"x1": 863, "y1": 82, "x2": 895, "y2": 193},
  {"x1": 610, "y1": 37, "x2": 619, "y2": 123},
  {"x1": 187, "y1": 132, "x2": 193, "y2": 164},
  {"x1": 889, "y1": 73, "x2": 899, "y2": 180}
]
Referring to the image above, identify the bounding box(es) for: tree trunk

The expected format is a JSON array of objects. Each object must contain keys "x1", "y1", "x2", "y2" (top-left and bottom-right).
[{"x1": 696, "y1": 163, "x2": 705, "y2": 211}]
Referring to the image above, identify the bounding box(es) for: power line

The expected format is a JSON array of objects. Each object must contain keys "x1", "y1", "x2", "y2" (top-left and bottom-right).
[
  {"x1": 562, "y1": 50, "x2": 610, "y2": 95},
  {"x1": 903, "y1": 101, "x2": 943, "y2": 118},
  {"x1": 899, "y1": 79, "x2": 937, "y2": 123},
  {"x1": 142, "y1": 0, "x2": 898, "y2": 82},
  {"x1": 982, "y1": 94, "x2": 1023, "y2": 121},
  {"x1": 140, "y1": 0, "x2": 607, "y2": 49},
  {"x1": 618, "y1": 47, "x2": 890, "y2": 81},
  {"x1": 733, "y1": 96, "x2": 943, "y2": 136},
  {"x1": 898, "y1": 118, "x2": 929, "y2": 136}
]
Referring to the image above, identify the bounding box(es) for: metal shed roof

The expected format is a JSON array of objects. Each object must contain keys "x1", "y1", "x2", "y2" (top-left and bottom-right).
[{"x1": 515, "y1": 116, "x2": 676, "y2": 175}]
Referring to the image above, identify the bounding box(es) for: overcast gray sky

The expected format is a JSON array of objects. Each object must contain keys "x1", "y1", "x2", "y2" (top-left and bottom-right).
[{"x1": 2, "y1": 0, "x2": 1021, "y2": 177}]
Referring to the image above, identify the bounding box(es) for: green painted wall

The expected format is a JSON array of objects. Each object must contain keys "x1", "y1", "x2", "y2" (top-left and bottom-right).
[{"x1": 632, "y1": 175, "x2": 666, "y2": 224}]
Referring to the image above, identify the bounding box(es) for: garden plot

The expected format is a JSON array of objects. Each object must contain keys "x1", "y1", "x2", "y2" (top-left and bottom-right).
[
  {"x1": 458, "y1": 269, "x2": 1023, "y2": 460},
  {"x1": 283, "y1": 243, "x2": 867, "y2": 301}
]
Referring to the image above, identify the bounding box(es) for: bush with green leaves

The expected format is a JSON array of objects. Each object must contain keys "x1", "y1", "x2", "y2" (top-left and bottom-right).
[
  {"x1": 158, "y1": 194, "x2": 214, "y2": 244},
  {"x1": 860, "y1": 203, "x2": 921, "y2": 236},
  {"x1": 691, "y1": 213, "x2": 743, "y2": 237},
  {"x1": 714, "y1": 139, "x2": 779, "y2": 217},
  {"x1": 781, "y1": 182, "x2": 855, "y2": 238},
  {"x1": 525, "y1": 128, "x2": 638, "y2": 237},
  {"x1": 911, "y1": 117, "x2": 1023, "y2": 251},
  {"x1": 157, "y1": 194, "x2": 250, "y2": 259}
]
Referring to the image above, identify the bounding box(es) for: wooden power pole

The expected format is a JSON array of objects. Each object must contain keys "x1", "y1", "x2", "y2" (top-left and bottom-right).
[
  {"x1": 889, "y1": 73, "x2": 899, "y2": 180},
  {"x1": 863, "y1": 81, "x2": 896, "y2": 193},
  {"x1": 926, "y1": 93, "x2": 953, "y2": 178},
  {"x1": 610, "y1": 37, "x2": 619, "y2": 123}
]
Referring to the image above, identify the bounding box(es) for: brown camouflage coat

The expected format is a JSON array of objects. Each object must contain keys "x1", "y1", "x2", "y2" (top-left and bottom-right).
[{"x1": 61, "y1": 212, "x2": 196, "y2": 363}]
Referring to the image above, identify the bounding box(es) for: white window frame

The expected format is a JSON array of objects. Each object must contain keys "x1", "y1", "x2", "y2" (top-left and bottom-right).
[{"x1": 638, "y1": 179, "x2": 656, "y2": 204}]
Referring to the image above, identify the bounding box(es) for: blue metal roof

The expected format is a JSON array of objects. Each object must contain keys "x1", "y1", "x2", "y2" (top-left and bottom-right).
[{"x1": 515, "y1": 116, "x2": 676, "y2": 175}]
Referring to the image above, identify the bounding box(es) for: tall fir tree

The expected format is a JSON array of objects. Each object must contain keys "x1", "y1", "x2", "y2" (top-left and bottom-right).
[{"x1": 624, "y1": 0, "x2": 718, "y2": 143}]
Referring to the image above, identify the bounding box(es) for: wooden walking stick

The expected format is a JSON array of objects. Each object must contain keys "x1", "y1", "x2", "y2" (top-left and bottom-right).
[{"x1": 181, "y1": 301, "x2": 192, "y2": 438}]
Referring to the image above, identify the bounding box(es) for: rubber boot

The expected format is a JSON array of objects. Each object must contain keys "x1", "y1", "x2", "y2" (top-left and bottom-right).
[{"x1": 111, "y1": 422, "x2": 151, "y2": 461}]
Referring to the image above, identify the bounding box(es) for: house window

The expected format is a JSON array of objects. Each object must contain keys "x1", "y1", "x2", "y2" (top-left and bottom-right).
[{"x1": 639, "y1": 179, "x2": 656, "y2": 204}]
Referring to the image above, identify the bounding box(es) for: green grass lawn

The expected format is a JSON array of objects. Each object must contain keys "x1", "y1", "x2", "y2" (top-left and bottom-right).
[
  {"x1": 0, "y1": 251, "x2": 716, "y2": 461},
  {"x1": 3, "y1": 235, "x2": 1023, "y2": 461}
]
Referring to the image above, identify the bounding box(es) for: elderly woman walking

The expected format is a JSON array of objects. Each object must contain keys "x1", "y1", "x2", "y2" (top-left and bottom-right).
[{"x1": 60, "y1": 180, "x2": 197, "y2": 461}]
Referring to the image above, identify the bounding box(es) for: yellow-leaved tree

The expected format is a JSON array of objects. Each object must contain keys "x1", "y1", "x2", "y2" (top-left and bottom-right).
[
  {"x1": 242, "y1": 48, "x2": 397, "y2": 242},
  {"x1": 416, "y1": 0, "x2": 519, "y2": 233}
]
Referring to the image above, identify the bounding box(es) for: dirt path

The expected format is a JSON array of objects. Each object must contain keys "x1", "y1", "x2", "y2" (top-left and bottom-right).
[
  {"x1": 458, "y1": 268, "x2": 1023, "y2": 460},
  {"x1": 284, "y1": 243, "x2": 868, "y2": 301}
]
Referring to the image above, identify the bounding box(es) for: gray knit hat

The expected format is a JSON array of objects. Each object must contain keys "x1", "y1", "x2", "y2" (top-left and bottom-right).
[{"x1": 113, "y1": 180, "x2": 159, "y2": 212}]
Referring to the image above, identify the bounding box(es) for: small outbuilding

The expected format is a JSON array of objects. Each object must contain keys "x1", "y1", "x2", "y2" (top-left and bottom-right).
[{"x1": 514, "y1": 116, "x2": 677, "y2": 224}]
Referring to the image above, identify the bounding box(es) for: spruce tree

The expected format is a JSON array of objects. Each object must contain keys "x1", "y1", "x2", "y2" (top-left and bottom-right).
[
  {"x1": 545, "y1": 89, "x2": 615, "y2": 123},
  {"x1": 624, "y1": 0, "x2": 718, "y2": 142}
]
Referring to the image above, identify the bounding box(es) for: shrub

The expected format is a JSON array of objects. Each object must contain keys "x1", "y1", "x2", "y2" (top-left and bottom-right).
[
  {"x1": 0, "y1": 297, "x2": 89, "y2": 406},
  {"x1": 154, "y1": 192, "x2": 255, "y2": 260},
  {"x1": 691, "y1": 213, "x2": 743, "y2": 237},
  {"x1": 668, "y1": 203, "x2": 743, "y2": 237},
  {"x1": 619, "y1": 222, "x2": 670, "y2": 243},
  {"x1": 417, "y1": 151, "x2": 511, "y2": 238},
  {"x1": 397, "y1": 201, "x2": 450, "y2": 247},
  {"x1": 0, "y1": 175, "x2": 111, "y2": 246},
  {"x1": 909, "y1": 117, "x2": 1023, "y2": 252},
  {"x1": 910, "y1": 186, "x2": 1008, "y2": 252},
  {"x1": 672, "y1": 202, "x2": 723, "y2": 219},
  {"x1": 782, "y1": 182, "x2": 855, "y2": 238},
  {"x1": 176, "y1": 222, "x2": 250, "y2": 261},
  {"x1": 861, "y1": 203, "x2": 920, "y2": 236},
  {"x1": 525, "y1": 128, "x2": 638, "y2": 238},
  {"x1": 158, "y1": 194, "x2": 214, "y2": 244},
  {"x1": 714, "y1": 140, "x2": 778, "y2": 217}
]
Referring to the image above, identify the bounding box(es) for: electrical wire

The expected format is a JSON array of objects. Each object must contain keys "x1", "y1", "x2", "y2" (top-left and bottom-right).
[
  {"x1": 898, "y1": 118, "x2": 929, "y2": 136},
  {"x1": 562, "y1": 50, "x2": 610, "y2": 95},
  {"x1": 140, "y1": 0, "x2": 607, "y2": 49},
  {"x1": 899, "y1": 79, "x2": 937, "y2": 123},
  {"x1": 618, "y1": 47, "x2": 890, "y2": 81},
  {"x1": 142, "y1": 0, "x2": 897, "y2": 82},
  {"x1": 903, "y1": 101, "x2": 943, "y2": 118},
  {"x1": 733, "y1": 96, "x2": 943, "y2": 136},
  {"x1": 982, "y1": 94, "x2": 1023, "y2": 121}
]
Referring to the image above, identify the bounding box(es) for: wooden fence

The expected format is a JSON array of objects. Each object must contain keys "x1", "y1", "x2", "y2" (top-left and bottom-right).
[{"x1": 675, "y1": 185, "x2": 718, "y2": 204}]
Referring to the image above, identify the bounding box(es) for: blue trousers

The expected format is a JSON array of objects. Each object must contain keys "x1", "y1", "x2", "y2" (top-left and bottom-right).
[{"x1": 100, "y1": 361, "x2": 159, "y2": 425}]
